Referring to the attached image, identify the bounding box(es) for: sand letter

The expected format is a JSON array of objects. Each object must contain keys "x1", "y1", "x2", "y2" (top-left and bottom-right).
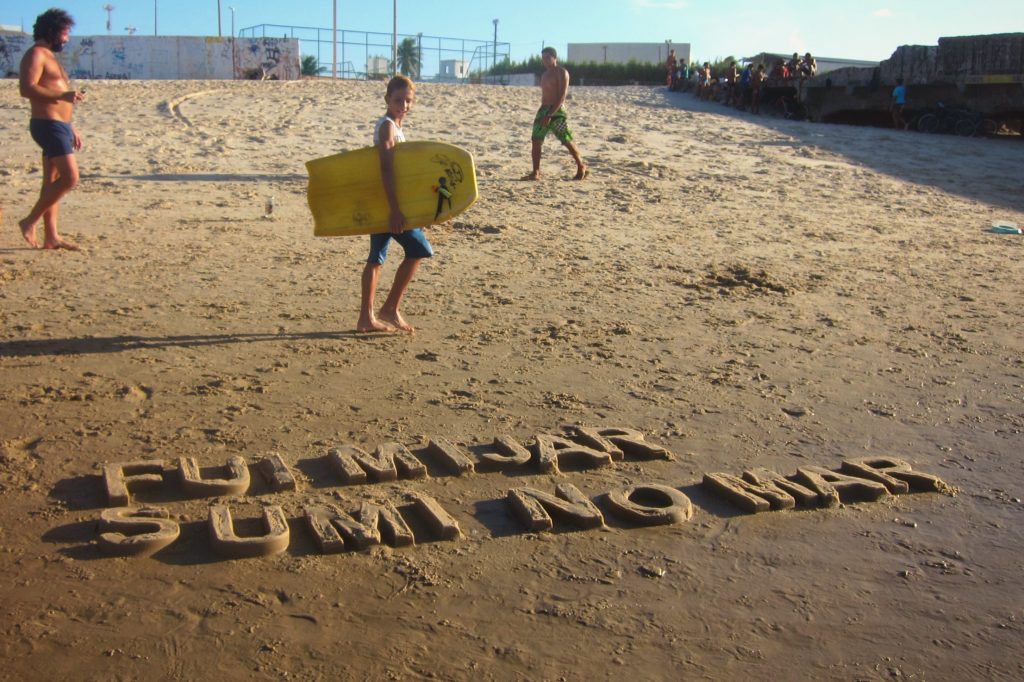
[
  {"x1": 704, "y1": 468, "x2": 820, "y2": 513},
  {"x1": 605, "y1": 484, "x2": 693, "y2": 525},
  {"x1": 103, "y1": 460, "x2": 166, "y2": 507},
  {"x1": 358, "y1": 500, "x2": 416, "y2": 547},
  {"x1": 507, "y1": 483, "x2": 605, "y2": 531},
  {"x1": 703, "y1": 473, "x2": 773, "y2": 513},
  {"x1": 178, "y1": 456, "x2": 250, "y2": 497},
  {"x1": 327, "y1": 445, "x2": 370, "y2": 484},
  {"x1": 409, "y1": 492, "x2": 462, "y2": 541},
  {"x1": 97, "y1": 506, "x2": 180, "y2": 557},
  {"x1": 742, "y1": 468, "x2": 821, "y2": 507},
  {"x1": 840, "y1": 457, "x2": 954, "y2": 494},
  {"x1": 568, "y1": 427, "x2": 624, "y2": 461},
  {"x1": 535, "y1": 434, "x2": 613, "y2": 474},
  {"x1": 424, "y1": 438, "x2": 476, "y2": 475},
  {"x1": 793, "y1": 466, "x2": 890, "y2": 506},
  {"x1": 208, "y1": 505, "x2": 290, "y2": 559},
  {"x1": 327, "y1": 442, "x2": 426, "y2": 483},
  {"x1": 476, "y1": 436, "x2": 533, "y2": 468},
  {"x1": 255, "y1": 452, "x2": 297, "y2": 492},
  {"x1": 588, "y1": 427, "x2": 672, "y2": 460},
  {"x1": 304, "y1": 503, "x2": 380, "y2": 553}
]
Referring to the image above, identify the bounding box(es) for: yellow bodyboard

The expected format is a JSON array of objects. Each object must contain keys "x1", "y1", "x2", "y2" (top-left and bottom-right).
[{"x1": 306, "y1": 141, "x2": 478, "y2": 237}]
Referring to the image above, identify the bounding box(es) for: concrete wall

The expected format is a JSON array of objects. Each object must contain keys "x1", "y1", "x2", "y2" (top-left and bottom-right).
[
  {"x1": 0, "y1": 31, "x2": 30, "y2": 77},
  {"x1": 507, "y1": 73, "x2": 537, "y2": 87},
  {"x1": 803, "y1": 33, "x2": 1024, "y2": 120},
  {"x1": 567, "y1": 42, "x2": 690, "y2": 66},
  {"x1": 1, "y1": 33, "x2": 300, "y2": 80}
]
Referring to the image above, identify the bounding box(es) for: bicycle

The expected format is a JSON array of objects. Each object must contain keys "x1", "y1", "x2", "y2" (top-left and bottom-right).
[
  {"x1": 954, "y1": 112, "x2": 999, "y2": 137},
  {"x1": 917, "y1": 103, "x2": 996, "y2": 137}
]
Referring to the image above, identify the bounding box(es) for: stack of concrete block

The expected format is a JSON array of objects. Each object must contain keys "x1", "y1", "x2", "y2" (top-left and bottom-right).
[
  {"x1": 937, "y1": 33, "x2": 1024, "y2": 77},
  {"x1": 879, "y1": 45, "x2": 939, "y2": 85}
]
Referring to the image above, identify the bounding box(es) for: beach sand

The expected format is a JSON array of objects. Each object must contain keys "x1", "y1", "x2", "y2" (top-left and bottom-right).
[{"x1": 1, "y1": 78, "x2": 1023, "y2": 679}]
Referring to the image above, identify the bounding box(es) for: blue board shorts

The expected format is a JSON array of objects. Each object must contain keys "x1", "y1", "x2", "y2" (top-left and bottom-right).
[
  {"x1": 30, "y1": 119, "x2": 76, "y2": 158},
  {"x1": 367, "y1": 228, "x2": 433, "y2": 265}
]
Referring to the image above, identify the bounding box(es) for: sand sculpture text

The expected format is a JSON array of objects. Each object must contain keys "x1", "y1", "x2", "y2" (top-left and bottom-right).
[{"x1": 93, "y1": 427, "x2": 953, "y2": 560}]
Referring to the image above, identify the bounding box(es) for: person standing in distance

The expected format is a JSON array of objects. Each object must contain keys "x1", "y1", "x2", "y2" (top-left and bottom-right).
[
  {"x1": 525, "y1": 47, "x2": 587, "y2": 181},
  {"x1": 18, "y1": 8, "x2": 85, "y2": 251},
  {"x1": 891, "y1": 78, "x2": 908, "y2": 130}
]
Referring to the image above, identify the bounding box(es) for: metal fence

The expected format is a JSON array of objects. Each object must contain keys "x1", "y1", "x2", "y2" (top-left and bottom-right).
[{"x1": 238, "y1": 24, "x2": 510, "y2": 82}]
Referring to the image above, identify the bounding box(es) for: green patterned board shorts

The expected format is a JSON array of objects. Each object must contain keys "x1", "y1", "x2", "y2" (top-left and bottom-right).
[{"x1": 532, "y1": 106, "x2": 573, "y2": 143}]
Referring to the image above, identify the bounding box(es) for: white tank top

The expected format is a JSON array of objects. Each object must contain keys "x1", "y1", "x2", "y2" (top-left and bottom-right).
[{"x1": 373, "y1": 115, "x2": 405, "y2": 145}]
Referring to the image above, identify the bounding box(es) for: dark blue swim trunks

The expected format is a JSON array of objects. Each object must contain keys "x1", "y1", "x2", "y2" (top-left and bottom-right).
[{"x1": 30, "y1": 119, "x2": 75, "y2": 158}]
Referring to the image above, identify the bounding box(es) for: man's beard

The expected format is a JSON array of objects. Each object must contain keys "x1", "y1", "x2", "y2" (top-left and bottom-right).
[{"x1": 50, "y1": 39, "x2": 64, "y2": 53}]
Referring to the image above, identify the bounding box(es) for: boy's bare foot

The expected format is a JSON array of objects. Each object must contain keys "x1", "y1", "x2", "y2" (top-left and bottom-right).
[
  {"x1": 356, "y1": 315, "x2": 396, "y2": 333},
  {"x1": 573, "y1": 165, "x2": 589, "y2": 181},
  {"x1": 19, "y1": 219, "x2": 39, "y2": 248},
  {"x1": 43, "y1": 238, "x2": 80, "y2": 251},
  {"x1": 522, "y1": 171, "x2": 540, "y2": 181},
  {"x1": 379, "y1": 310, "x2": 414, "y2": 332}
]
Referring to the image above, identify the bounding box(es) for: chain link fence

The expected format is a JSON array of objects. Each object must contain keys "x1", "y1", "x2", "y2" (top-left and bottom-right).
[{"x1": 239, "y1": 24, "x2": 510, "y2": 82}]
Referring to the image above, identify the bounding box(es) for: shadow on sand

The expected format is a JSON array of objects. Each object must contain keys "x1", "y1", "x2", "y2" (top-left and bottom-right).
[
  {"x1": 656, "y1": 88, "x2": 1024, "y2": 214},
  {"x1": 0, "y1": 330, "x2": 379, "y2": 358}
]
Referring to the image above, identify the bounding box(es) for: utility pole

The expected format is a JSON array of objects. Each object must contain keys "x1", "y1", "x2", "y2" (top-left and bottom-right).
[
  {"x1": 392, "y1": 0, "x2": 397, "y2": 77},
  {"x1": 103, "y1": 4, "x2": 114, "y2": 35},
  {"x1": 332, "y1": 0, "x2": 337, "y2": 80},
  {"x1": 229, "y1": 6, "x2": 235, "y2": 78},
  {"x1": 217, "y1": 0, "x2": 222, "y2": 37}
]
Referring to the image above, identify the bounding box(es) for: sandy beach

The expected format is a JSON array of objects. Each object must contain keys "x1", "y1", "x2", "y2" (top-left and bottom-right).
[{"x1": 1, "y1": 78, "x2": 1023, "y2": 680}]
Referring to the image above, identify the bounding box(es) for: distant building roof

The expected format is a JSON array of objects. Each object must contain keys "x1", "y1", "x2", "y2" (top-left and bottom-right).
[
  {"x1": 746, "y1": 52, "x2": 878, "y2": 67},
  {"x1": 0, "y1": 24, "x2": 27, "y2": 34}
]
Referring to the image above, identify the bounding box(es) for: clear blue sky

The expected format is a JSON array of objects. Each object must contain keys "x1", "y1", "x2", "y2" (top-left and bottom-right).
[{"x1": 3, "y1": 1, "x2": 1021, "y2": 63}]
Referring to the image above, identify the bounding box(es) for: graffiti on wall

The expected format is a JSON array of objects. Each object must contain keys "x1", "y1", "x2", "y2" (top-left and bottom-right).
[
  {"x1": 0, "y1": 33, "x2": 31, "y2": 77},
  {"x1": 47, "y1": 35, "x2": 301, "y2": 80}
]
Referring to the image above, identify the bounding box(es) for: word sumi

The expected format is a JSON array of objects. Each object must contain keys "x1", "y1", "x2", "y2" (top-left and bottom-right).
[{"x1": 94, "y1": 426, "x2": 953, "y2": 561}]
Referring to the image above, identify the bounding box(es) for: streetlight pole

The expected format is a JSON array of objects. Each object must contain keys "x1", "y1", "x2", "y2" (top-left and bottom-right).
[
  {"x1": 392, "y1": 0, "x2": 397, "y2": 77},
  {"x1": 229, "y1": 6, "x2": 236, "y2": 79},
  {"x1": 217, "y1": 0, "x2": 222, "y2": 37},
  {"x1": 332, "y1": 0, "x2": 337, "y2": 80},
  {"x1": 492, "y1": 19, "x2": 498, "y2": 73},
  {"x1": 154, "y1": 0, "x2": 158, "y2": 36}
]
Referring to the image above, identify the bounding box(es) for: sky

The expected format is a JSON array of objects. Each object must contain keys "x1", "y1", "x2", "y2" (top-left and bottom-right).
[{"x1": 3, "y1": 0, "x2": 1021, "y2": 64}]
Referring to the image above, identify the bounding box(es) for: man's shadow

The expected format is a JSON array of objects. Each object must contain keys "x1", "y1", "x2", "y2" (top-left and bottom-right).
[{"x1": 0, "y1": 330, "x2": 375, "y2": 358}]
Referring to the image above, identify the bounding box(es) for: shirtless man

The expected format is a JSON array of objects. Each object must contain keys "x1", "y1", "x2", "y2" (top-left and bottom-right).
[
  {"x1": 18, "y1": 8, "x2": 85, "y2": 251},
  {"x1": 526, "y1": 47, "x2": 586, "y2": 181}
]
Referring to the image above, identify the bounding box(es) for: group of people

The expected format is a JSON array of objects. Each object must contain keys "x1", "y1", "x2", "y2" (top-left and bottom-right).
[
  {"x1": 692, "y1": 61, "x2": 768, "y2": 113},
  {"x1": 674, "y1": 52, "x2": 820, "y2": 116},
  {"x1": 11, "y1": 10, "x2": 588, "y2": 335}
]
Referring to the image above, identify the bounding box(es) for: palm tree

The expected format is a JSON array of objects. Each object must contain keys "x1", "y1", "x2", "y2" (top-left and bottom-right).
[
  {"x1": 395, "y1": 37, "x2": 421, "y2": 79},
  {"x1": 301, "y1": 55, "x2": 327, "y2": 77}
]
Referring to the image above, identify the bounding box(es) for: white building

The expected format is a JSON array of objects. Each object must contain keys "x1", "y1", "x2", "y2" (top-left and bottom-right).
[
  {"x1": 367, "y1": 56, "x2": 389, "y2": 78},
  {"x1": 568, "y1": 42, "x2": 690, "y2": 66},
  {"x1": 439, "y1": 59, "x2": 468, "y2": 80}
]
